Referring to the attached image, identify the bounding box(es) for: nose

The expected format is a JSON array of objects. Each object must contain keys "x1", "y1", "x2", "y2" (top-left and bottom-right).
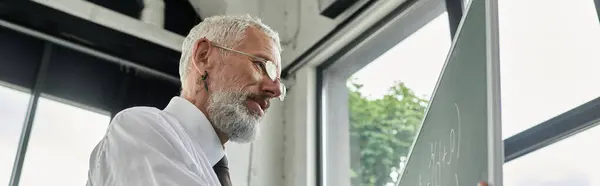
[{"x1": 260, "y1": 78, "x2": 282, "y2": 99}]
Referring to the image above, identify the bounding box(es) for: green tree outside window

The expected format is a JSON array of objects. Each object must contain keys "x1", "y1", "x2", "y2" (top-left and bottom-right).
[{"x1": 348, "y1": 80, "x2": 428, "y2": 186}]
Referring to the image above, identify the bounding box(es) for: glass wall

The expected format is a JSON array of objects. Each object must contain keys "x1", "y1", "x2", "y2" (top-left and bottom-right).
[
  {"x1": 504, "y1": 123, "x2": 600, "y2": 186},
  {"x1": 499, "y1": 0, "x2": 600, "y2": 139},
  {"x1": 499, "y1": 0, "x2": 600, "y2": 185},
  {"x1": 0, "y1": 83, "x2": 109, "y2": 186},
  {"x1": 19, "y1": 97, "x2": 109, "y2": 186},
  {"x1": 0, "y1": 85, "x2": 30, "y2": 185},
  {"x1": 1, "y1": 26, "x2": 177, "y2": 185},
  {"x1": 1, "y1": 12, "x2": 177, "y2": 185}
]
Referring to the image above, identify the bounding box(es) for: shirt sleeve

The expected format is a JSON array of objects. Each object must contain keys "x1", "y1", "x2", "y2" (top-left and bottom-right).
[{"x1": 87, "y1": 108, "x2": 213, "y2": 186}]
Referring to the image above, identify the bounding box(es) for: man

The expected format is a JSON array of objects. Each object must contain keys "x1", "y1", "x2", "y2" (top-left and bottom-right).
[{"x1": 87, "y1": 15, "x2": 284, "y2": 186}]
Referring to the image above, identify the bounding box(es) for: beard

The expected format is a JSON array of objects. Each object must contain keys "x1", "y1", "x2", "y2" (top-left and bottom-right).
[{"x1": 207, "y1": 89, "x2": 263, "y2": 143}]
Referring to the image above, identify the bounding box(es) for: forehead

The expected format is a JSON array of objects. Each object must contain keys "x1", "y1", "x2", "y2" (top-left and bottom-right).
[{"x1": 236, "y1": 27, "x2": 282, "y2": 68}]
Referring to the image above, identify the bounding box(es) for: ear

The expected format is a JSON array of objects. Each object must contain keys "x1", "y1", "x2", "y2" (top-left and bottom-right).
[{"x1": 191, "y1": 37, "x2": 215, "y2": 72}]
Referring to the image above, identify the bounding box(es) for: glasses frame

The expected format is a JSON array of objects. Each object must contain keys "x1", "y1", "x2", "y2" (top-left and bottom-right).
[{"x1": 211, "y1": 43, "x2": 286, "y2": 101}]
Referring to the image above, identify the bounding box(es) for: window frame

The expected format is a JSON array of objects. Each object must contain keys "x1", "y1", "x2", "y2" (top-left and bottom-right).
[{"x1": 503, "y1": 97, "x2": 600, "y2": 162}]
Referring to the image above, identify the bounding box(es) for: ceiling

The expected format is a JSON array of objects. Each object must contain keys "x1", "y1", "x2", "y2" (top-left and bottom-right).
[{"x1": 0, "y1": 0, "x2": 376, "y2": 83}]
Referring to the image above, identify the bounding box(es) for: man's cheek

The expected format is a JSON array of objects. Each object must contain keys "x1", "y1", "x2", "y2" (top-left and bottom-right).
[{"x1": 251, "y1": 69, "x2": 262, "y2": 82}]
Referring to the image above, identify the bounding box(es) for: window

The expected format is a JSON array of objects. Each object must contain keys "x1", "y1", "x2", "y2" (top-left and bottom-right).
[
  {"x1": 320, "y1": 0, "x2": 600, "y2": 184},
  {"x1": 0, "y1": 84, "x2": 30, "y2": 186},
  {"x1": 18, "y1": 96, "x2": 110, "y2": 186},
  {"x1": 347, "y1": 12, "x2": 451, "y2": 186},
  {"x1": 499, "y1": 0, "x2": 600, "y2": 139},
  {"x1": 504, "y1": 122, "x2": 600, "y2": 186}
]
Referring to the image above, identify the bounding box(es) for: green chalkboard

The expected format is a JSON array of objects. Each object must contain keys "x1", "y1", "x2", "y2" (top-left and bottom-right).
[{"x1": 396, "y1": 0, "x2": 503, "y2": 186}]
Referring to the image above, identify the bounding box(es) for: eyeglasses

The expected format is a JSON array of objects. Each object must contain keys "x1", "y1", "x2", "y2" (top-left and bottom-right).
[{"x1": 212, "y1": 43, "x2": 287, "y2": 101}]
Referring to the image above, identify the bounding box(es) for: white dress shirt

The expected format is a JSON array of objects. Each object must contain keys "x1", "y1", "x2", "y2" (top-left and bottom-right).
[{"x1": 87, "y1": 97, "x2": 225, "y2": 186}]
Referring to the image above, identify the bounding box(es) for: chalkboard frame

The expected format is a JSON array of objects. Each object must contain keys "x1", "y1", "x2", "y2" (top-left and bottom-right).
[{"x1": 393, "y1": 0, "x2": 504, "y2": 185}]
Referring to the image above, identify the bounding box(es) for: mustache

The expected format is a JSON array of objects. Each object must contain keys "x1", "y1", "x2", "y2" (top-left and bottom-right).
[
  {"x1": 213, "y1": 89, "x2": 270, "y2": 110},
  {"x1": 247, "y1": 94, "x2": 270, "y2": 111}
]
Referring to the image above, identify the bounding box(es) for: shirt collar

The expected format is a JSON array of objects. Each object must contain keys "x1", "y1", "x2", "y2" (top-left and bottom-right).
[{"x1": 163, "y1": 96, "x2": 224, "y2": 166}]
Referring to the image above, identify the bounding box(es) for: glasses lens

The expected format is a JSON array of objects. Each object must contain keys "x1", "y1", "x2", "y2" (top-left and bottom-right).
[
  {"x1": 279, "y1": 83, "x2": 286, "y2": 101},
  {"x1": 265, "y1": 60, "x2": 285, "y2": 101},
  {"x1": 265, "y1": 61, "x2": 277, "y2": 81}
]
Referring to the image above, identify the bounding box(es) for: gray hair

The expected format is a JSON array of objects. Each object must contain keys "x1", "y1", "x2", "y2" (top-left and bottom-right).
[{"x1": 178, "y1": 14, "x2": 282, "y2": 89}]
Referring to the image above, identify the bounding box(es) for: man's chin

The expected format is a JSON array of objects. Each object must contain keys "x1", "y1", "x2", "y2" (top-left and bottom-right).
[
  {"x1": 208, "y1": 91, "x2": 263, "y2": 142},
  {"x1": 228, "y1": 127, "x2": 259, "y2": 143},
  {"x1": 224, "y1": 112, "x2": 261, "y2": 143}
]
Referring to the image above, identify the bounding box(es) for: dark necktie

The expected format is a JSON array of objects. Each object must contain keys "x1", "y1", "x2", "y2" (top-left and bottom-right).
[{"x1": 213, "y1": 156, "x2": 232, "y2": 186}]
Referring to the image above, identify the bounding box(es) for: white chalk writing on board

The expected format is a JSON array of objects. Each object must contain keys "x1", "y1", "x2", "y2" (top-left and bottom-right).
[
  {"x1": 418, "y1": 103, "x2": 462, "y2": 186},
  {"x1": 455, "y1": 103, "x2": 461, "y2": 158}
]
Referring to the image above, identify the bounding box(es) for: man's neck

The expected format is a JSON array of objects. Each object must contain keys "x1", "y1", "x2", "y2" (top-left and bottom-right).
[{"x1": 215, "y1": 129, "x2": 229, "y2": 147}]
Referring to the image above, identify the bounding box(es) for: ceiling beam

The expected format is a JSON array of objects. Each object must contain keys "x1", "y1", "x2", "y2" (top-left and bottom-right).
[
  {"x1": 32, "y1": 0, "x2": 184, "y2": 52},
  {"x1": 0, "y1": 18, "x2": 180, "y2": 84},
  {"x1": 186, "y1": 0, "x2": 227, "y2": 19}
]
